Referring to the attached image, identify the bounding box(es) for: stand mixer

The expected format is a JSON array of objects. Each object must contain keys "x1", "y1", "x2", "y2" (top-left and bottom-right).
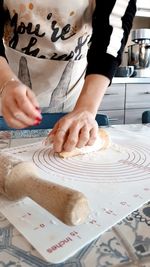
[{"x1": 128, "y1": 29, "x2": 150, "y2": 77}]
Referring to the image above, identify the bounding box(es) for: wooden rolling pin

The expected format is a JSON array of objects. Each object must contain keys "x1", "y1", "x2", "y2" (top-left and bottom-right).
[{"x1": 0, "y1": 153, "x2": 90, "y2": 226}]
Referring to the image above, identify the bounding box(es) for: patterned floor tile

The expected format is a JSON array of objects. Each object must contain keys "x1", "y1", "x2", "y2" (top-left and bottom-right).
[
  {"x1": 113, "y1": 202, "x2": 150, "y2": 267},
  {"x1": 80, "y1": 229, "x2": 132, "y2": 267}
]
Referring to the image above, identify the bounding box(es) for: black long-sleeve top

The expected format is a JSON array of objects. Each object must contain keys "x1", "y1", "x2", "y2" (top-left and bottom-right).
[{"x1": 86, "y1": 0, "x2": 137, "y2": 80}]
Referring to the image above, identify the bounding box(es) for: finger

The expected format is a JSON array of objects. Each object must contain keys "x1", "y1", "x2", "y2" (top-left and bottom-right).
[
  {"x1": 44, "y1": 130, "x2": 54, "y2": 146},
  {"x1": 5, "y1": 100, "x2": 41, "y2": 126},
  {"x1": 44, "y1": 135, "x2": 54, "y2": 146},
  {"x1": 63, "y1": 125, "x2": 81, "y2": 152},
  {"x1": 13, "y1": 112, "x2": 42, "y2": 126},
  {"x1": 87, "y1": 127, "x2": 98, "y2": 146},
  {"x1": 50, "y1": 115, "x2": 71, "y2": 136},
  {"x1": 77, "y1": 126, "x2": 90, "y2": 148},
  {"x1": 48, "y1": 123, "x2": 60, "y2": 145},
  {"x1": 2, "y1": 107, "x2": 29, "y2": 129},
  {"x1": 49, "y1": 122, "x2": 59, "y2": 136},
  {"x1": 51, "y1": 117, "x2": 72, "y2": 152},
  {"x1": 27, "y1": 89, "x2": 41, "y2": 110},
  {"x1": 15, "y1": 87, "x2": 42, "y2": 120},
  {"x1": 53, "y1": 128, "x2": 68, "y2": 153}
]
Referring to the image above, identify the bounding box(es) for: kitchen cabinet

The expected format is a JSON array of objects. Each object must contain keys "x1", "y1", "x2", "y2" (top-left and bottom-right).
[
  {"x1": 98, "y1": 84, "x2": 125, "y2": 125},
  {"x1": 125, "y1": 83, "x2": 150, "y2": 124},
  {"x1": 100, "y1": 84, "x2": 125, "y2": 110},
  {"x1": 136, "y1": 0, "x2": 150, "y2": 17},
  {"x1": 98, "y1": 109, "x2": 124, "y2": 125},
  {"x1": 126, "y1": 84, "x2": 150, "y2": 109},
  {"x1": 125, "y1": 108, "x2": 146, "y2": 124},
  {"x1": 98, "y1": 80, "x2": 150, "y2": 125}
]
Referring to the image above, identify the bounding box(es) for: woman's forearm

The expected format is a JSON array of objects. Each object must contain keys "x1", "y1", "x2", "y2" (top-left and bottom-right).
[
  {"x1": 0, "y1": 56, "x2": 18, "y2": 88},
  {"x1": 74, "y1": 74, "x2": 110, "y2": 116}
]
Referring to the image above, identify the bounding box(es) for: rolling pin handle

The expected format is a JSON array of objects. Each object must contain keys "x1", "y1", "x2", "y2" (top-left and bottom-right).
[{"x1": 5, "y1": 162, "x2": 90, "y2": 226}]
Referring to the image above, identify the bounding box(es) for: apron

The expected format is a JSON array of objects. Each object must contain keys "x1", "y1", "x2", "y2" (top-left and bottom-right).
[{"x1": 3, "y1": 0, "x2": 95, "y2": 112}]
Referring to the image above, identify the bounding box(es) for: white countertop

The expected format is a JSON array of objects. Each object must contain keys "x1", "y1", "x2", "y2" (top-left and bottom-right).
[{"x1": 112, "y1": 77, "x2": 150, "y2": 84}]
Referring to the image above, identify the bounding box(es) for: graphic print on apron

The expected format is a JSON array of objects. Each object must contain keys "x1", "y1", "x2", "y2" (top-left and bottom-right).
[
  {"x1": 18, "y1": 56, "x2": 32, "y2": 89},
  {"x1": 3, "y1": 0, "x2": 95, "y2": 110},
  {"x1": 49, "y1": 61, "x2": 74, "y2": 112}
]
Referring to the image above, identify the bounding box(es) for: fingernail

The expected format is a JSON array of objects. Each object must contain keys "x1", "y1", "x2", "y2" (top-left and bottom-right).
[{"x1": 35, "y1": 116, "x2": 42, "y2": 121}]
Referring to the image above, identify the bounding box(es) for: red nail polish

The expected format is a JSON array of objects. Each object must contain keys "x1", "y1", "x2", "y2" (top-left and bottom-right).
[{"x1": 35, "y1": 117, "x2": 42, "y2": 121}]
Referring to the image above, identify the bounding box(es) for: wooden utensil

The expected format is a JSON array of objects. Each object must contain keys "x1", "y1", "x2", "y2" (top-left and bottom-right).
[{"x1": 0, "y1": 153, "x2": 90, "y2": 226}]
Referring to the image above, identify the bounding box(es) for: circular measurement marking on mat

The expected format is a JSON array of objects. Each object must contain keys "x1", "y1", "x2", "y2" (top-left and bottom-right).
[{"x1": 32, "y1": 143, "x2": 150, "y2": 183}]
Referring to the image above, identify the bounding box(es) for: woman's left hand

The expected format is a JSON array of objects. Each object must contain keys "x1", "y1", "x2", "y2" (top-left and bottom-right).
[{"x1": 48, "y1": 109, "x2": 98, "y2": 153}]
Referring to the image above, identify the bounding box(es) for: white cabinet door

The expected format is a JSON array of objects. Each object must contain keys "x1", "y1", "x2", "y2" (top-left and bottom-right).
[
  {"x1": 126, "y1": 84, "x2": 150, "y2": 109},
  {"x1": 125, "y1": 108, "x2": 146, "y2": 124},
  {"x1": 98, "y1": 110, "x2": 124, "y2": 125},
  {"x1": 100, "y1": 84, "x2": 125, "y2": 110}
]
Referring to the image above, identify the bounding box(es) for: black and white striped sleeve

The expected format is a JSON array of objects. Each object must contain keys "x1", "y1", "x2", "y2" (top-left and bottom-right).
[{"x1": 86, "y1": 0, "x2": 137, "y2": 82}]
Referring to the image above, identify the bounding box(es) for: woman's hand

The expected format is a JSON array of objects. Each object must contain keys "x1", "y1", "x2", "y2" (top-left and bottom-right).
[
  {"x1": 49, "y1": 109, "x2": 98, "y2": 153},
  {"x1": 48, "y1": 74, "x2": 110, "y2": 153},
  {"x1": 1, "y1": 80, "x2": 42, "y2": 128}
]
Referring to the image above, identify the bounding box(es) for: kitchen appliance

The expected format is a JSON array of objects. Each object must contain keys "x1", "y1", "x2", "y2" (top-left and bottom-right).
[
  {"x1": 115, "y1": 65, "x2": 134, "y2": 77},
  {"x1": 128, "y1": 29, "x2": 150, "y2": 77}
]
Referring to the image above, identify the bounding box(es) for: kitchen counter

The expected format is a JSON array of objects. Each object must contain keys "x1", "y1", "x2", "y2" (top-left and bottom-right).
[
  {"x1": 112, "y1": 77, "x2": 150, "y2": 84},
  {"x1": 0, "y1": 124, "x2": 150, "y2": 266}
]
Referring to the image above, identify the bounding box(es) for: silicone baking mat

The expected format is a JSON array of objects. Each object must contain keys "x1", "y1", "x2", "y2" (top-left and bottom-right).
[{"x1": 0, "y1": 126, "x2": 150, "y2": 263}]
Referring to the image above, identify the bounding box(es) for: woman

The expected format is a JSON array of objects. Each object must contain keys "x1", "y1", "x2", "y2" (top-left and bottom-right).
[{"x1": 0, "y1": 0, "x2": 136, "y2": 152}]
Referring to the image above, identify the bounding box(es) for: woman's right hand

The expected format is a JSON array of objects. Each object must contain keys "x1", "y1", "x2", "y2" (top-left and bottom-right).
[{"x1": 1, "y1": 79, "x2": 42, "y2": 128}]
